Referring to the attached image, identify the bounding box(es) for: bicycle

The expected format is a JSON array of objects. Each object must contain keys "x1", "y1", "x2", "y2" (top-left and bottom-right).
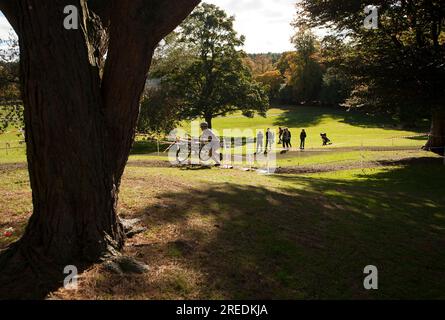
[{"x1": 174, "y1": 136, "x2": 223, "y2": 164}]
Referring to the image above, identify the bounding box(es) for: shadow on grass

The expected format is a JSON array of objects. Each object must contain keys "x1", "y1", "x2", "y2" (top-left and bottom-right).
[
  {"x1": 272, "y1": 106, "x2": 419, "y2": 131},
  {"x1": 179, "y1": 165, "x2": 213, "y2": 171},
  {"x1": 273, "y1": 106, "x2": 335, "y2": 128},
  {"x1": 96, "y1": 158, "x2": 444, "y2": 299},
  {"x1": 407, "y1": 135, "x2": 429, "y2": 141},
  {"x1": 130, "y1": 140, "x2": 170, "y2": 155},
  {"x1": 2, "y1": 157, "x2": 444, "y2": 299}
]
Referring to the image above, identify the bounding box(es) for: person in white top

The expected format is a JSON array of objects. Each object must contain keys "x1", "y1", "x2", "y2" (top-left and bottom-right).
[
  {"x1": 256, "y1": 130, "x2": 264, "y2": 153},
  {"x1": 200, "y1": 122, "x2": 221, "y2": 166}
]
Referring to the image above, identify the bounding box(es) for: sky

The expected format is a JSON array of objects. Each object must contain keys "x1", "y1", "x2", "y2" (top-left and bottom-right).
[
  {"x1": 204, "y1": 0, "x2": 297, "y2": 53},
  {"x1": 0, "y1": 12, "x2": 10, "y2": 39},
  {"x1": 0, "y1": 1, "x2": 297, "y2": 53}
]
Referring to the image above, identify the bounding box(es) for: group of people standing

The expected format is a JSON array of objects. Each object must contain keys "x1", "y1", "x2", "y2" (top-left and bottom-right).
[
  {"x1": 281, "y1": 127, "x2": 308, "y2": 150},
  {"x1": 256, "y1": 128, "x2": 275, "y2": 153},
  {"x1": 256, "y1": 127, "x2": 329, "y2": 153},
  {"x1": 256, "y1": 128, "x2": 292, "y2": 153},
  {"x1": 257, "y1": 127, "x2": 309, "y2": 153},
  {"x1": 278, "y1": 127, "x2": 293, "y2": 149}
]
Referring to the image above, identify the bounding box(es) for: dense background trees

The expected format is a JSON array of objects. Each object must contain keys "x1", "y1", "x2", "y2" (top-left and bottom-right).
[
  {"x1": 245, "y1": 53, "x2": 281, "y2": 75},
  {"x1": 0, "y1": 33, "x2": 21, "y2": 132},
  {"x1": 256, "y1": 29, "x2": 351, "y2": 106},
  {"x1": 137, "y1": 87, "x2": 181, "y2": 137},
  {"x1": 295, "y1": 0, "x2": 445, "y2": 153},
  {"x1": 286, "y1": 28, "x2": 324, "y2": 103},
  {"x1": 136, "y1": 33, "x2": 189, "y2": 136}
]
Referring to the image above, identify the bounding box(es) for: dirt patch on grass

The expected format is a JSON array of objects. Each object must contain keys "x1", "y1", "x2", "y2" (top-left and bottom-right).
[
  {"x1": 1, "y1": 153, "x2": 445, "y2": 299},
  {"x1": 127, "y1": 160, "x2": 174, "y2": 168},
  {"x1": 275, "y1": 156, "x2": 443, "y2": 175},
  {"x1": 0, "y1": 162, "x2": 27, "y2": 172}
]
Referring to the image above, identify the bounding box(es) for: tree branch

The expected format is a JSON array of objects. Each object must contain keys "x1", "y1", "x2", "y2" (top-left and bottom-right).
[
  {"x1": 88, "y1": 0, "x2": 112, "y2": 28},
  {"x1": 101, "y1": 0, "x2": 200, "y2": 181}
]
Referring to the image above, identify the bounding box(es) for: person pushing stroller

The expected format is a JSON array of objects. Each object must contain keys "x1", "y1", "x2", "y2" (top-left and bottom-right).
[{"x1": 320, "y1": 133, "x2": 332, "y2": 146}]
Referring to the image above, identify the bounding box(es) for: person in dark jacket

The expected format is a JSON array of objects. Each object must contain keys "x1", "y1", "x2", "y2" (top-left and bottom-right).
[
  {"x1": 300, "y1": 129, "x2": 307, "y2": 150},
  {"x1": 283, "y1": 128, "x2": 292, "y2": 150},
  {"x1": 320, "y1": 133, "x2": 331, "y2": 146},
  {"x1": 265, "y1": 128, "x2": 271, "y2": 152},
  {"x1": 265, "y1": 128, "x2": 276, "y2": 153},
  {"x1": 278, "y1": 127, "x2": 284, "y2": 144}
]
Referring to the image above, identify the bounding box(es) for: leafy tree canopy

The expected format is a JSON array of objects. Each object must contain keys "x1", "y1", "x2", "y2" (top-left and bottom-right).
[
  {"x1": 296, "y1": 0, "x2": 445, "y2": 115},
  {"x1": 162, "y1": 3, "x2": 269, "y2": 128}
]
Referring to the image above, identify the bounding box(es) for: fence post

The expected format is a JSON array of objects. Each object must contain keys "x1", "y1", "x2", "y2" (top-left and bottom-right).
[{"x1": 157, "y1": 138, "x2": 160, "y2": 156}]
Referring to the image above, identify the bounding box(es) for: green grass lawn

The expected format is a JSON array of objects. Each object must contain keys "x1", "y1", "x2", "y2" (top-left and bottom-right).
[
  {"x1": 1, "y1": 158, "x2": 444, "y2": 299},
  {"x1": 0, "y1": 105, "x2": 428, "y2": 165},
  {"x1": 0, "y1": 126, "x2": 26, "y2": 164},
  {"x1": 182, "y1": 106, "x2": 428, "y2": 148},
  {"x1": 1, "y1": 105, "x2": 444, "y2": 299}
]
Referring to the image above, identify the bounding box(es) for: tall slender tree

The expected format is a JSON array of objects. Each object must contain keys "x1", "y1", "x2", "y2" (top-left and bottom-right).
[
  {"x1": 0, "y1": 0, "x2": 199, "y2": 298},
  {"x1": 166, "y1": 4, "x2": 269, "y2": 128},
  {"x1": 289, "y1": 28, "x2": 323, "y2": 103}
]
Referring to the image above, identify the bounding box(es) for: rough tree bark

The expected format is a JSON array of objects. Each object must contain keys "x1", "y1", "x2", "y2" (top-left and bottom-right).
[
  {"x1": 0, "y1": 0, "x2": 199, "y2": 298},
  {"x1": 425, "y1": 110, "x2": 445, "y2": 156}
]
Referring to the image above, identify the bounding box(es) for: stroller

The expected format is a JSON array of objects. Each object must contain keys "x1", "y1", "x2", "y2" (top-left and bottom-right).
[{"x1": 320, "y1": 133, "x2": 332, "y2": 146}]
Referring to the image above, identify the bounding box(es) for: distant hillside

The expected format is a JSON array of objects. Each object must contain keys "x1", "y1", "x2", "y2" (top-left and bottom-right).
[{"x1": 247, "y1": 53, "x2": 282, "y2": 65}]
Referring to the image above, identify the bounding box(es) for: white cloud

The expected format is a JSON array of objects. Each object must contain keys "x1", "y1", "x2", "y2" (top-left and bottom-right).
[
  {"x1": 204, "y1": 0, "x2": 296, "y2": 53},
  {"x1": 0, "y1": 13, "x2": 14, "y2": 40},
  {"x1": 1, "y1": 2, "x2": 299, "y2": 53}
]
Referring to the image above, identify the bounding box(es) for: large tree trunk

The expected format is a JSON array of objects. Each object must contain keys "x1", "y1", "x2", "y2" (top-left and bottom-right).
[
  {"x1": 425, "y1": 110, "x2": 445, "y2": 156},
  {"x1": 0, "y1": 0, "x2": 199, "y2": 299},
  {"x1": 20, "y1": 1, "x2": 126, "y2": 261},
  {"x1": 0, "y1": 1, "x2": 125, "y2": 299}
]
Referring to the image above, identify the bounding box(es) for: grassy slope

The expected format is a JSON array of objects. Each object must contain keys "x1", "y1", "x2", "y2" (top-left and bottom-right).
[
  {"x1": 0, "y1": 127, "x2": 25, "y2": 163},
  {"x1": 1, "y1": 161, "x2": 444, "y2": 299},
  {"x1": 0, "y1": 106, "x2": 444, "y2": 299},
  {"x1": 204, "y1": 106, "x2": 427, "y2": 148},
  {"x1": 0, "y1": 106, "x2": 428, "y2": 164}
]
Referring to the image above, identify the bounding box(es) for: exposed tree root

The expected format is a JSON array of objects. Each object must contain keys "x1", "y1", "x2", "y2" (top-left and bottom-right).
[
  {"x1": 0, "y1": 217, "x2": 150, "y2": 299},
  {"x1": 0, "y1": 239, "x2": 121, "y2": 299}
]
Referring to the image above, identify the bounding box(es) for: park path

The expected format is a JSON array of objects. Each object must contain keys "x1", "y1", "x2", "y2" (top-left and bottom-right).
[{"x1": 0, "y1": 146, "x2": 436, "y2": 176}]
